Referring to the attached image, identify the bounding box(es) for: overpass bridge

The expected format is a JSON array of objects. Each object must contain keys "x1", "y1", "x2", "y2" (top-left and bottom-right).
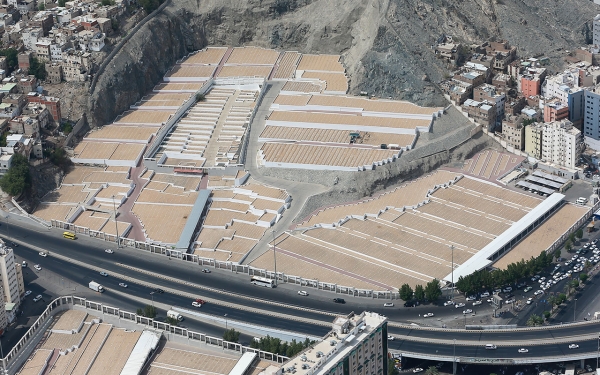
[{"x1": 388, "y1": 320, "x2": 600, "y2": 366}]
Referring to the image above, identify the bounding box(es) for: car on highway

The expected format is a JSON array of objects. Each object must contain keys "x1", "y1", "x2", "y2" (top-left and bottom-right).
[
  {"x1": 118, "y1": 282, "x2": 127, "y2": 288},
  {"x1": 202, "y1": 268, "x2": 211, "y2": 273},
  {"x1": 473, "y1": 300, "x2": 482, "y2": 306},
  {"x1": 152, "y1": 288, "x2": 164, "y2": 294},
  {"x1": 404, "y1": 301, "x2": 415, "y2": 307},
  {"x1": 387, "y1": 335, "x2": 394, "y2": 341},
  {"x1": 104, "y1": 249, "x2": 114, "y2": 254},
  {"x1": 455, "y1": 303, "x2": 465, "y2": 308},
  {"x1": 423, "y1": 313, "x2": 434, "y2": 318},
  {"x1": 33, "y1": 295, "x2": 42, "y2": 302},
  {"x1": 518, "y1": 348, "x2": 528, "y2": 353},
  {"x1": 462, "y1": 309, "x2": 473, "y2": 314},
  {"x1": 38, "y1": 251, "x2": 47, "y2": 257},
  {"x1": 443, "y1": 300, "x2": 455, "y2": 306},
  {"x1": 11, "y1": 242, "x2": 17, "y2": 247},
  {"x1": 333, "y1": 298, "x2": 345, "y2": 304},
  {"x1": 413, "y1": 368, "x2": 423, "y2": 373},
  {"x1": 383, "y1": 302, "x2": 394, "y2": 307},
  {"x1": 298, "y1": 291, "x2": 309, "y2": 296},
  {"x1": 192, "y1": 299, "x2": 205, "y2": 307},
  {"x1": 34, "y1": 264, "x2": 41, "y2": 271},
  {"x1": 99, "y1": 271, "x2": 108, "y2": 277},
  {"x1": 569, "y1": 344, "x2": 579, "y2": 349},
  {"x1": 24, "y1": 290, "x2": 31, "y2": 296}
]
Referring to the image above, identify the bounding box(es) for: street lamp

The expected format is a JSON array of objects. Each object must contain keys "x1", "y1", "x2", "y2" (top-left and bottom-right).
[
  {"x1": 450, "y1": 245, "x2": 454, "y2": 301},
  {"x1": 575, "y1": 298, "x2": 577, "y2": 322},
  {"x1": 150, "y1": 292, "x2": 154, "y2": 307},
  {"x1": 112, "y1": 195, "x2": 120, "y2": 248},
  {"x1": 272, "y1": 230, "x2": 277, "y2": 286},
  {"x1": 224, "y1": 314, "x2": 228, "y2": 330}
]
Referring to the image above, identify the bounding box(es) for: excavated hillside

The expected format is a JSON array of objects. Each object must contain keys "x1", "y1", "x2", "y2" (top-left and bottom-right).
[{"x1": 89, "y1": 0, "x2": 598, "y2": 126}]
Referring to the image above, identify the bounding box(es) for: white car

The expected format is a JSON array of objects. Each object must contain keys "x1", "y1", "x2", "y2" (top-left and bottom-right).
[
  {"x1": 201, "y1": 268, "x2": 211, "y2": 273},
  {"x1": 526, "y1": 298, "x2": 533, "y2": 305},
  {"x1": 34, "y1": 264, "x2": 42, "y2": 271},
  {"x1": 481, "y1": 292, "x2": 490, "y2": 297},
  {"x1": 118, "y1": 282, "x2": 127, "y2": 288},
  {"x1": 465, "y1": 296, "x2": 476, "y2": 301},
  {"x1": 523, "y1": 286, "x2": 533, "y2": 292},
  {"x1": 534, "y1": 290, "x2": 543, "y2": 296},
  {"x1": 413, "y1": 368, "x2": 423, "y2": 373},
  {"x1": 104, "y1": 249, "x2": 114, "y2": 254},
  {"x1": 569, "y1": 344, "x2": 579, "y2": 349},
  {"x1": 192, "y1": 301, "x2": 203, "y2": 308},
  {"x1": 423, "y1": 313, "x2": 434, "y2": 318},
  {"x1": 518, "y1": 348, "x2": 529, "y2": 353},
  {"x1": 24, "y1": 290, "x2": 31, "y2": 296},
  {"x1": 298, "y1": 291, "x2": 309, "y2": 296},
  {"x1": 387, "y1": 335, "x2": 395, "y2": 341},
  {"x1": 463, "y1": 309, "x2": 473, "y2": 314},
  {"x1": 38, "y1": 251, "x2": 47, "y2": 257},
  {"x1": 505, "y1": 299, "x2": 515, "y2": 304},
  {"x1": 33, "y1": 295, "x2": 42, "y2": 302},
  {"x1": 383, "y1": 302, "x2": 394, "y2": 307},
  {"x1": 502, "y1": 287, "x2": 512, "y2": 293},
  {"x1": 455, "y1": 303, "x2": 465, "y2": 308},
  {"x1": 473, "y1": 300, "x2": 482, "y2": 306},
  {"x1": 444, "y1": 301, "x2": 455, "y2": 306},
  {"x1": 99, "y1": 271, "x2": 108, "y2": 277}
]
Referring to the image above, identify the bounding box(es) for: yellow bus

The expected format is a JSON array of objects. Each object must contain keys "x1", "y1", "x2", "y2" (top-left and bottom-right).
[{"x1": 63, "y1": 231, "x2": 76, "y2": 240}]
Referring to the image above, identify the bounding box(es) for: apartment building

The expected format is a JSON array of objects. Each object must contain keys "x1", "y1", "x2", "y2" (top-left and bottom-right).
[
  {"x1": 473, "y1": 83, "x2": 505, "y2": 129},
  {"x1": 520, "y1": 67, "x2": 547, "y2": 97},
  {"x1": 541, "y1": 120, "x2": 582, "y2": 169},
  {"x1": 501, "y1": 115, "x2": 525, "y2": 151},
  {"x1": 544, "y1": 98, "x2": 569, "y2": 123},
  {"x1": 278, "y1": 312, "x2": 388, "y2": 375},
  {"x1": 463, "y1": 99, "x2": 497, "y2": 130},
  {"x1": 525, "y1": 122, "x2": 544, "y2": 159},
  {"x1": 0, "y1": 242, "x2": 21, "y2": 325},
  {"x1": 594, "y1": 14, "x2": 600, "y2": 46}
]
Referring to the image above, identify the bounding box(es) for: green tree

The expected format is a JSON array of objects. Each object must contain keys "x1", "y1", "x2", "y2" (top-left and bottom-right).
[
  {"x1": 38, "y1": 3, "x2": 45, "y2": 10},
  {"x1": 101, "y1": 0, "x2": 115, "y2": 5},
  {"x1": 138, "y1": 0, "x2": 165, "y2": 13},
  {"x1": 543, "y1": 311, "x2": 551, "y2": 320},
  {"x1": 526, "y1": 314, "x2": 544, "y2": 326},
  {"x1": 425, "y1": 366, "x2": 439, "y2": 375},
  {"x1": 388, "y1": 359, "x2": 399, "y2": 375},
  {"x1": 58, "y1": 0, "x2": 66, "y2": 5},
  {"x1": 0, "y1": 131, "x2": 7, "y2": 147},
  {"x1": 223, "y1": 328, "x2": 240, "y2": 342},
  {"x1": 569, "y1": 233, "x2": 576, "y2": 244},
  {"x1": 0, "y1": 153, "x2": 31, "y2": 196},
  {"x1": 28, "y1": 56, "x2": 47, "y2": 80},
  {"x1": 565, "y1": 240, "x2": 573, "y2": 252},
  {"x1": 250, "y1": 336, "x2": 314, "y2": 357},
  {"x1": 554, "y1": 249, "x2": 561, "y2": 261},
  {"x1": 425, "y1": 279, "x2": 442, "y2": 302},
  {"x1": 136, "y1": 308, "x2": 143, "y2": 316},
  {"x1": 46, "y1": 147, "x2": 71, "y2": 172},
  {"x1": 558, "y1": 293, "x2": 567, "y2": 304},
  {"x1": 399, "y1": 283, "x2": 413, "y2": 301},
  {"x1": 0, "y1": 48, "x2": 18, "y2": 73},
  {"x1": 165, "y1": 316, "x2": 179, "y2": 326},
  {"x1": 414, "y1": 284, "x2": 425, "y2": 301},
  {"x1": 580, "y1": 273, "x2": 589, "y2": 283},
  {"x1": 576, "y1": 228, "x2": 584, "y2": 240},
  {"x1": 143, "y1": 304, "x2": 156, "y2": 318}
]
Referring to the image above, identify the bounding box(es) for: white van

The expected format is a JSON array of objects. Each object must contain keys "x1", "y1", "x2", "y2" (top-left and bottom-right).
[
  {"x1": 577, "y1": 197, "x2": 588, "y2": 205},
  {"x1": 485, "y1": 344, "x2": 497, "y2": 350}
]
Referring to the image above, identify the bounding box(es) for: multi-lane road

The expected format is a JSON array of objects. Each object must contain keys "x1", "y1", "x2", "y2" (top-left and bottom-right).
[{"x1": 7, "y1": 215, "x2": 600, "y2": 364}]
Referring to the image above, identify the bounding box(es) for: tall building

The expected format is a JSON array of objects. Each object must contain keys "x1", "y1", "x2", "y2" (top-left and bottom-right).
[
  {"x1": 280, "y1": 312, "x2": 388, "y2": 375},
  {"x1": 0, "y1": 242, "x2": 20, "y2": 306},
  {"x1": 525, "y1": 122, "x2": 544, "y2": 159},
  {"x1": 473, "y1": 84, "x2": 505, "y2": 129},
  {"x1": 543, "y1": 98, "x2": 569, "y2": 123},
  {"x1": 583, "y1": 86, "x2": 600, "y2": 150},
  {"x1": 541, "y1": 120, "x2": 582, "y2": 169},
  {"x1": 594, "y1": 14, "x2": 600, "y2": 46}
]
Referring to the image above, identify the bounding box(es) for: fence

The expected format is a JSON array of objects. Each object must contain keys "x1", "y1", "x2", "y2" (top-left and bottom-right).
[{"x1": 3, "y1": 296, "x2": 289, "y2": 373}]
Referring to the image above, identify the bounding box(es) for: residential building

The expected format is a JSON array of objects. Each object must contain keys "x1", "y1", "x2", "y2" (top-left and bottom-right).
[
  {"x1": 21, "y1": 27, "x2": 43, "y2": 50},
  {"x1": 473, "y1": 83, "x2": 505, "y2": 129},
  {"x1": 22, "y1": 102, "x2": 51, "y2": 129},
  {"x1": 568, "y1": 87, "x2": 585, "y2": 129},
  {"x1": 525, "y1": 122, "x2": 544, "y2": 159},
  {"x1": 29, "y1": 11, "x2": 54, "y2": 35},
  {"x1": 17, "y1": 75, "x2": 37, "y2": 94},
  {"x1": 454, "y1": 70, "x2": 485, "y2": 88},
  {"x1": 504, "y1": 96, "x2": 526, "y2": 116},
  {"x1": 543, "y1": 98, "x2": 569, "y2": 123},
  {"x1": 0, "y1": 242, "x2": 21, "y2": 313},
  {"x1": 27, "y1": 93, "x2": 61, "y2": 123},
  {"x1": 542, "y1": 69, "x2": 580, "y2": 105},
  {"x1": 17, "y1": 52, "x2": 30, "y2": 71},
  {"x1": 277, "y1": 312, "x2": 388, "y2": 375},
  {"x1": 520, "y1": 67, "x2": 547, "y2": 97},
  {"x1": 0, "y1": 148, "x2": 14, "y2": 174},
  {"x1": 541, "y1": 120, "x2": 582, "y2": 169},
  {"x1": 9, "y1": 116, "x2": 40, "y2": 136},
  {"x1": 486, "y1": 41, "x2": 517, "y2": 71},
  {"x1": 594, "y1": 14, "x2": 600, "y2": 46},
  {"x1": 440, "y1": 79, "x2": 472, "y2": 104},
  {"x1": 61, "y1": 50, "x2": 89, "y2": 82},
  {"x1": 463, "y1": 99, "x2": 496, "y2": 130},
  {"x1": 46, "y1": 63, "x2": 63, "y2": 84},
  {"x1": 492, "y1": 73, "x2": 511, "y2": 93},
  {"x1": 501, "y1": 115, "x2": 525, "y2": 151},
  {"x1": 34, "y1": 39, "x2": 52, "y2": 62}
]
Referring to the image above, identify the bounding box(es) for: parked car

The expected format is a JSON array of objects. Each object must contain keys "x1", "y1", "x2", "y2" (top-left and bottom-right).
[
  {"x1": 333, "y1": 298, "x2": 345, "y2": 304},
  {"x1": 462, "y1": 309, "x2": 473, "y2": 314},
  {"x1": 99, "y1": 271, "x2": 108, "y2": 277},
  {"x1": 387, "y1": 335, "x2": 395, "y2": 341},
  {"x1": 480, "y1": 292, "x2": 490, "y2": 297},
  {"x1": 201, "y1": 268, "x2": 211, "y2": 273},
  {"x1": 523, "y1": 286, "x2": 533, "y2": 292},
  {"x1": 34, "y1": 264, "x2": 41, "y2": 271},
  {"x1": 526, "y1": 298, "x2": 533, "y2": 305},
  {"x1": 423, "y1": 313, "x2": 434, "y2": 318},
  {"x1": 568, "y1": 344, "x2": 579, "y2": 349},
  {"x1": 33, "y1": 295, "x2": 42, "y2": 302},
  {"x1": 465, "y1": 296, "x2": 476, "y2": 301},
  {"x1": 404, "y1": 301, "x2": 415, "y2": 307},
  {"x1": 454, "y1": 303, "x2": 465, "y2": 308},
  {"x1": 298, "y1": 291, "x2": 309, "y2": 296},
  {"x1": 383, "y1": 302, "x2": 394, "y2": 307},
  {"x1": 473, "y1": 300, "x2": 482, "y2": 306},
  {"x1": 443, "y1": 300, "x2": 455, "y2": 306},
  {"x1": 152, "y1": 288, "x2": 164, "y2": 294},
  {"x1": 413, "y1": 368, "x2": 423, "y2": 373},
  {"x1": 24, "y1": 290, "x2": 32, "y2": 296}
]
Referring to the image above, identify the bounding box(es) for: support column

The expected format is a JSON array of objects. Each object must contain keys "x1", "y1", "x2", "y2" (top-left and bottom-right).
[{"x1": 581, "y1": 359, "x2": 585, "y2": 369}]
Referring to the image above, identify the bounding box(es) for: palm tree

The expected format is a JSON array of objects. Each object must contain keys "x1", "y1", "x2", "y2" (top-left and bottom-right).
[{"x1": 425, "y1": 366, "x2": 439, "y2": 375}]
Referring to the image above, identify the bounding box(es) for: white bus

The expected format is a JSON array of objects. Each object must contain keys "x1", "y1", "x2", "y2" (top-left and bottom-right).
[{"x1": 250, "y1": 276, "x2": 275, "y2": 288}]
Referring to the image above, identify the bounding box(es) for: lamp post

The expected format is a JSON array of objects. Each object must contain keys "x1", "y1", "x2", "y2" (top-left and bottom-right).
[
  {"x1": 272, "y1": 230, "x2": 277, "y2": 286},
  {"x1": 224, "y1": 314, "x2": 228, "y2": 330},
  {"x1": 575, "y1": 298, "x2": 577, "y2": 322},
  {"x1": 450, "y1": 245, "x2": 454, "y2": 301},
  {"x1": 150, "y1": 291, "x2": 154, "y2": 307},
  {"x1": 112, "y1": 195, "x2": 120, "y2": 248}
]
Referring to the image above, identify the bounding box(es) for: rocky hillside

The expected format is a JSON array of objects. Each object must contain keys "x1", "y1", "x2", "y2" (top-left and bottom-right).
[{"x1": 89, "y1": 0, "x2": 599, "y2": 126}]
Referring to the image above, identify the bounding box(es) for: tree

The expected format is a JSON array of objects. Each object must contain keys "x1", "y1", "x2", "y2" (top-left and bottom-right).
[
  {"x1": 250, "y1": 335, "x2": 314, "y2": 357},
  {"x1": 425, "y1": 366, "x2": 439, "y2": 375},
  {"x1": 139, "y1": 0, "x2": 165, "y2": 13},
  {"x1": 580, "y1": 273, "x2": 589, "y2": 283},
  {"x1": 543, "y1": 311, "x2": 551, "y2": 320},
  {"x1": 28, "y1": 56, "x2": 47, "y2": 80},
  {"x1": 38, "y1": 3, "x2": 45, "y2": 10},
  {"x1": 58, "y1": 0, "x2": 66, "y2": 6},
  {"x1": 425, "y1": 279, "x2": 442, "y2": 302},
  {"x1": 387, "y1": 359, "x2": 399, "y2": 375},
  {"x1": 223, "y1": 328, "x2": 240, "y2": 343},
  {"x1": 565, "y1": 240, "x2": 573, "y2": 252},
  {"x1": 576, "y1": 228, "x2": 584, "y2": 240},
  {"x1": 165, "y1": 316, "x2": 179, "y2": 326},
  {"x1": 0, "y1": 48, "x2": 18, "y2": 73},
  {"x1": 569, "y1": 233, "x2": 576, "y2": 243},
  {"x1": 526, "y1": 314, "x2": 544, "y2": 327},
  {"x1": 142, "y1": 304, "x2": 156, "y2": 318},
  {"x1": 554, "y1": 249, "x2": 561, "y2": 261},
  {"x1": 414, "y1": 284, "x2": 425, "y2": 301},
  {"x1": 0, "y1": 153, "x2": 31, "y2": 196},
  {"x1": 101, "y1": 0, "x2": 115, "y2": 5},
  {"x1": 399, "y1": 283, "x2": 413, "y2": 301},
  {"x1": 46, "y1": 147, "x2": 71, "y2": 172}
]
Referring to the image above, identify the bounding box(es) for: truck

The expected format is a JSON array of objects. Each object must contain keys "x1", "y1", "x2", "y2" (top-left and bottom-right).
[
  {"x1": 89, "y1": 281, "x2": 104, "y2": 293},
  {"x1": 167, "y1": 310, "x2": 183, "y2": 321}
]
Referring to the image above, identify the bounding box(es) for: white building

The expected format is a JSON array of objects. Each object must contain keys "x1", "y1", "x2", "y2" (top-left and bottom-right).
[
  {"x1": 594, "y1": 14, "x2": 600, "y2": 46},
  {"x1": 22, "y1": 27, "x2": 44, "y2": 51},
  {"x1": 542, "y1": 69, "x2": 580, "y2": 105},
  {"x1": 541, "y1": 119, "x2": 583, "y2": 169}
]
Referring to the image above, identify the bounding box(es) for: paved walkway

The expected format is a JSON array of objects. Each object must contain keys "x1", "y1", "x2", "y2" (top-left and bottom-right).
[
  {"x1": 119, "y1": 164, "x2": 149, "y2": 242},
  {"x1": 241, "y1": 81, "x2": 330, "y2": 264}
]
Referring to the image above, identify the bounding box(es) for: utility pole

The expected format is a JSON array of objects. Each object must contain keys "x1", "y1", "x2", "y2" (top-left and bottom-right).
[
  {"x1": 112, "y1": 195, "x2": 120, "y2": 248},
  {"x1": 272, "y1": 229, "x2": 277, "y2": 286},
  {"x1": 450, "y1": 245, "x2": 454, "y2": 301}
]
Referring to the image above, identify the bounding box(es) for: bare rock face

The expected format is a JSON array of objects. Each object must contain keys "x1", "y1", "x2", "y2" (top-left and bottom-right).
[{"x1": 89, "y1": 0, "x2": 598, "y2": 126}]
